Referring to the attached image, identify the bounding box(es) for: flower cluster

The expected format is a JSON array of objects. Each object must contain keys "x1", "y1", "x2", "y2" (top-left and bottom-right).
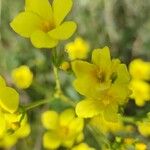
[
  {"x1": 72, "y1": 46, "x2": 130, "y2": 121},
  {"x1": 0, "y1": 76, "x2": 30, "y2": 148}
]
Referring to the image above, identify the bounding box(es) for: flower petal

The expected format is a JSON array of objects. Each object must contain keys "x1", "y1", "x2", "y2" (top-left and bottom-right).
[
  {"x1": 103, "y1": 104, "x2": 119, "y2": 122},
  {"x1": 76, "y1": 99, "x2": 101, "y2": 118},
  {"x1": 60, "y1": 109, "x2": 75, "y2": 126},
  {"x1": 92, "y1": 46, "x2": 111, "y2": 70},
  {"x1": 0, "y1": 111, "x2": 6, "y2": 138},
  {"x1": 53, "y1": 0, "x2": 73, "y2": 25},
  {"x1": 43, "y1": 131, "x2": 61, "y2": 149},
  {"x1": 69, "y1": 118, "x2": 84, "y2": 133},
  {"x1": 25, "y1": 0, "x2": 53, "y2": 20},
  {"x1": 0, "y1": 87, "x2": 19, "y2": 113},
  {"x1": 48, "y1": 21, "x2": 77, "y2": 40},
  {"x1": 41, "y1": 111, "x2": 59, "y2": 130},
  {"x1": 71, "y1": 60, "x2": 96, "y2": 78},
  {"x1": 31, "y1": 30, "x2": 58, "y2": 48},
  {"x1": 10, "y1": 12, "x2": 42, "y2": 38}
]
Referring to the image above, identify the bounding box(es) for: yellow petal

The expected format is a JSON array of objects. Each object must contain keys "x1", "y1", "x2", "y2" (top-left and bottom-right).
[
  {"x1": 41, "y1": 111, "x2": 59, "y2": 130},
  {"x1": 62, "y1": 138, "x2": 75, "y2": 148},
  {"x1": 60, "y1": 109, "x2": 75, "y2": 126},
  {"x1": 48, "y1": 21, "x2": 77, "y2": 40},
  {"x1": 0, "y1": 111, "x2": 6, "y2": 138},
  {"x1": 76, "y1": 99, "x2": 101, "y2": 118},
  {"x1": 53, "y1": 0, "x2": 73, "y2": 25},
  {"x1": 69, "y1": 118, "x2": 84, "y2": 133},
  {"x1": 71, "y1": 60, "x2": 96, "y2": 78},
  {"x1": 43, "y1": 131, "x2": 61, "y2": 149},
  {"x1": 25, "y1": 0, "x2": 53, "y2": 20},
  {"x1": 31, "y1": 30, "x2": 58, "y2": 48},
  {"x1": 103, "y1": 104, "x2": 118, "y2": 122},
  {"x1": 0, "y1": 87, "x2": 19, "y2": 113},
  {"x1": 92, "y1": 46, "x2": 111, "y2": 70},
  {"x1": 10, "y1": 12, "x2": 42, "y2": 38},
  {"x1": 116, "y1": 64, "x2": 130, "y2": 84},
  {"x1": 15, "y1": 123, "x2": 31, "y2": 138},
  {"x1": 0, "y1": 76, "x2": 6, "y2": 87}
]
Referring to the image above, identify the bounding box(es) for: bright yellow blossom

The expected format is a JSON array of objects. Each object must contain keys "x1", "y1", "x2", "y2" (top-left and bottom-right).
[
  {"x1": 65, "y1": 37, "x2": 89, "y2": 60},
  {"x1": 129, "y1": 79, "x2": 150, "y2": 106},
  {"x1": 71, "y1": 143, "x2": 95, "y2": 150},
  {"x1": 129, "y1": 59, "x2": 150, "y2": 80},
  {"x1": 0, "y1": 75, "x2": 19, "y2": 113},
  {"x1": 41, "y1": 109, "x2": 84, "y2": 149},
  {"x1": 135, "y1": 143, "x2": 147, "y2": 150},
  {"x1": 11, "y1": 65, "x2": 33, "y2": 89},
  {"x1": 137, "y1": 117, "x2": 150, "y2": 137},
  {"x1": 0, "y1": 113, "x2": 30, "y2": 149},
  {"x1": 10, "y1": 0, "x2": 77, "y2": 48},
  {"x1": 72, "y1": 47, "x2": 130, "y2": 121}
]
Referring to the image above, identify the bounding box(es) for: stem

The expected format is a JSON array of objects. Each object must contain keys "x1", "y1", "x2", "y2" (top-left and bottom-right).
[
  {"x1": 53, "y1": 65, "x2": 62, "y2": 93},
  {"x1": 24, "y1": 99, "x2": 51, "y2": 111},
  {"x1": 122, "y1": 116, "x2": 136, "y2": 124}
]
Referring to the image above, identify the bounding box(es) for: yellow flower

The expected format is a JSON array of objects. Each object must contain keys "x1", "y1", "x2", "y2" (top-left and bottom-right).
[
  {"x1": 135, "y1": 143, "x2": 147, "y2": 150},
  {"x1": 129, "y1": 79, "x2": 150, "y2": 106},
  {"x1": 137, "y1": 117, "x2": 150, "y2": 137},
  {"x1": 41, "y1": 109, "x2": 84, "y2": 149},
  {"x1": 65, "y1": 37, "x2": 89, "y2": 60},
  {"x1": 60, "y1": 61, "x2": 70, "y2": 71},
  {"x1": 72, "y1": 47, "x2": 130, "y2": 121},
  {"x1": 0, "y1": 113, "x2": 30, "y2": 149},
  {"x1": 129, "y1": 59, "x2": 150, "y2": 80},
  {"x1": 10, "y1": 0, "x2": 77, "y2": 48},
  {"x1": 0, "y1": 76, "x2": 19, "y2": 113},
  {"x1": 71, "y1": 143, "x2": 95, "y2": 150},
  {"x1": 11, "y1": 65, "x2": 33, "y2": 89}
]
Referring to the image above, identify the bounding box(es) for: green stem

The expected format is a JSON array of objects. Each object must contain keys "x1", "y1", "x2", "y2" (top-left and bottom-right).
[
  {"x1": 24, "y1": 99, "x2": 51, "y2": 111},
  {"x1": 53, "y1": 65, "x2": 62, "y2": 93}
]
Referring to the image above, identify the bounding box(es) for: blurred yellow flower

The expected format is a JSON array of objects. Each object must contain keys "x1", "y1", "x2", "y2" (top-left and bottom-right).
[
  {"x1": 0, "y1": 76, "x2": 19, "y2": 113},
  {"x1": 129, "y1": 79, "x2": 150, "y2": 106},
  {"x1": 11, "y1": 65, "x2": 33, "y2": 89},
  {"x1": 129, "y1": 59, "x2": 150, "y2": 80},
  {"x1": 0, "y1": 113, "x2": 30, "y2": 149},
  {"x1": 10, "y1": 0, "x2": 77, "y2": 48},
  {"x1": 135, "y1": 143, "x2": 147, "y2": 150},
  {"x1": 71, "y1": 143, "x2": 95, "y2": 150},
  {"x1": 65, "y1": 37, "x2": 89, "y2": 60},
  {"x1": 137, "y1": 117, "x2": 150, "y2": 137},
  {"x1": 41, "y1": 109, "x2": 84, "y2": 149},
  {"x1": 72, "y1": 47, "x2": 130, "y2": 121},
  {"x1": 60, "y1": 61, "x2": 70, "y2": 71}
]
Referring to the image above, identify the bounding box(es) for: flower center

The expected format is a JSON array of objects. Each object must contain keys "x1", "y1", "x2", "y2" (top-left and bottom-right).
[
  {"x1": 96, "y1": 69, "x2": 105, "y2": 83},
  {"x1": 41, "y1": 20, "x2": 55, "y2": 33},
  {"x1": 58, "y1": 126, "x2": 69, "y2": 139}
]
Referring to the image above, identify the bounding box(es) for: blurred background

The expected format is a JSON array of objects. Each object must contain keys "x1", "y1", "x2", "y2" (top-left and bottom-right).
[{"x1": 0, "y1": 0, "x2": 150, "y2": 150}]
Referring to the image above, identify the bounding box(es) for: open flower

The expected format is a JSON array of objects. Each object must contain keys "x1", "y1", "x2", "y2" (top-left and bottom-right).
[
  {"x1": 41, "y1": 109, "x2": 84, "y2": 149},
  {"x1": 72, "y1": 47, "x2": 130, "y2": 121},
  {"x1": 0, "y1": 113, "x2": 30, "y2": 149},
  {"x1": 129, "y1": 79, "x2": 150, "y2": 106},
  {"x1": 0, "y1": 76, "x2": 19, "y2": 114},
  {"x1": 11, "y1": 65, "x2": 33, "y2": 89},
  {"x1": 10, "y1": 0, "x2": 77, "y2": 48}
]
